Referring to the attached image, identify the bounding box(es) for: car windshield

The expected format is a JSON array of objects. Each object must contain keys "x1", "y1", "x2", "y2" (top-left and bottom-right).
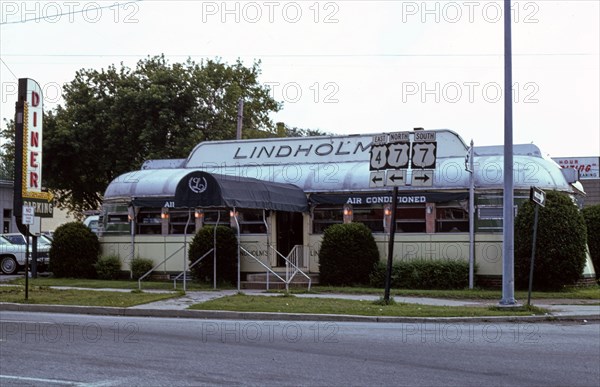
[
  {"x1": 2, "y1": 234, "x2": 24, "y2": 244},
  {"x1": 0, "y1": 236, "x2": 13, "y2": 244},
  {"x1": 39, "y1": 235, "x2": 53, "y2": 244}
]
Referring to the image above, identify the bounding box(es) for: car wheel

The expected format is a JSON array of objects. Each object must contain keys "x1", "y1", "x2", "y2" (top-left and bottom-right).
[{"x1": 0, "y1": 256, "x2": 18, "y2": 275}]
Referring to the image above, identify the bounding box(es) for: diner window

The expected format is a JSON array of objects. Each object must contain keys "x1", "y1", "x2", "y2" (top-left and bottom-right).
[
  {"x1": 395, "y1": 205, "x2": 426, "y2": 233},
  {"x1": 353, "y1": 207, "x2": 385, "y2": 233},
  {"x1": 137, "y1": 208, "x2": 162, "y2": 234},
  {"x1": 169, "y1": 210, "x2": 195, "y2": 234},
  {"x1": 312, "y1": 206, "x2": 343, "y2": 234},
  {"x1": 203, "y1": 210, "x2": 231, "y2": 226},
  {"x1": 103, "y1": 211, "x2": 130, "y2": 235},
  {"x1": 237, "y1": 210, "x2": 267, "y2": 234},
  {"x1": 436, "y1": 205, "x2": 469, "y2": 232},
  {"x1": 478, "y1": 206, "x2": 504, "y2": 220},
  {"x1": 476, "y1": 205, "x2": 518, "y2": 231}
]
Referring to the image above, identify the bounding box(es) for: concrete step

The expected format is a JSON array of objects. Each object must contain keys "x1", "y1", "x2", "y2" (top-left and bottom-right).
[
  {"x1": 240, "y1": 281, "x2": 314, "y2": 290},
  {"x1": 246, "y1": 272, "x2": 319, "y2": 283}
]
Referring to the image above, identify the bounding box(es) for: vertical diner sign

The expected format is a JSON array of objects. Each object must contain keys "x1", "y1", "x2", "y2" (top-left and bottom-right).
[{"x1": 14, "y1": 79, "x2": 53, "y2": 234}]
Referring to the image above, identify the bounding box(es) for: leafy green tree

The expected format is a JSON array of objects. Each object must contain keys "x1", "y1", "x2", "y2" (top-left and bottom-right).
[
  {"x1": 189, "y1": 225, "x2": 238, "y2": 284},
  {"x1": 0, "y1": 119, "x2": 15, "y2": 180},
  {"x1": 276, "y1": 122, "x2": 331, "y2": 137},
  {"x1": 514, "y1": 190, "x2": 588, "y2": 290},
  {"x1": 582, "y1": 204, "x2": 600, "y2": 279},
  {"x1": 49, "y1": 221, "x2": 100, "y2": 278},
  {"x1": 319, "y1": 223, "x2": 379, "y2": 286},
  {"x1": 42, "y1": 55, "x2": 281, "y2": 213}
]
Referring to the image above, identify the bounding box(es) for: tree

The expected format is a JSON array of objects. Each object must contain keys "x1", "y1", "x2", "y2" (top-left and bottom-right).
[
  {"x1": 582, "y1": 204, "x2": 600, "y2": 279},
  {"x1": 514, "y1": 190, "x2": 588, "y2": 290},
  {"x1": 319, "y1": 223, "x2": 380, "y2": 286},
  {"x1": 42, "y1": 55, "x2": 281, "y2": 213},
  {"x1": 0, "y1": 119, "x2": 15, "y2": 180},
  {"x1": 49, "y1": 221, "x2": 100, "y2": 278},
  {"x1": 189, "y1": 225, "x2": 238, "y2": 284},
  {"x1": 276, "y1": 122, "x2": 331, "y2": 138}
]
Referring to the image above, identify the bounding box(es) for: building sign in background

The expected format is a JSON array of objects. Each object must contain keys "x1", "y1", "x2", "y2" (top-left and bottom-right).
[{"x1": 553, "y1": 157, "x2": 600, "y2": 180}]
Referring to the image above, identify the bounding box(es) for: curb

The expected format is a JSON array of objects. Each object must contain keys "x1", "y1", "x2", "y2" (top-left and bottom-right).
[{"x1": 2, "y1": 303, "x2": 599, "y2": 324}]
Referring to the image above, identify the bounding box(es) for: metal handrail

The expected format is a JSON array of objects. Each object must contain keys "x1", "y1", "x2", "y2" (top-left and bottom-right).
[
  {"x1": 240, "y1": 246, "x2": 288, "y2": 289},
  {"x1": 138, "y1": 245, "x2": 185, "y2": 290},
  {"x1": 172, "y1": 248, "x2": 214, "y2": 289},
  {"x1": 267, "y1": 244, "x2": 312, "y2": 291}
]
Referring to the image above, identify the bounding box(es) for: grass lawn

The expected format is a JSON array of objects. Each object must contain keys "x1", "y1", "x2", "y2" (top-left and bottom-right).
[
  {"x1": 189, "y1": 294, "x2": 549, "y2": 318},
  {"x1": 0, "y1": 286, "x2": 181, "y2": 307},
  {"x1": 5, "y1": 278, "x2": 598, "y2": 301},
  {"x1": 305, "y1": 285, "x2": 600, "y2": 300},
  {"x1": 5, "y1": 277, "x2": 224, "y2": 291}
]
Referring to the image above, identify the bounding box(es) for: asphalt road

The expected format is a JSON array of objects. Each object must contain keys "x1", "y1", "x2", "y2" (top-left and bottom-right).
[{"x1": 1, "y1": 311, "x2": 599, "y2": 386}]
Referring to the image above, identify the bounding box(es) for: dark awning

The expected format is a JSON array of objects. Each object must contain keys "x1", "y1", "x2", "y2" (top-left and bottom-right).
[{"x1": 122, "y1": 170, "x2": 308, "y2": 212}]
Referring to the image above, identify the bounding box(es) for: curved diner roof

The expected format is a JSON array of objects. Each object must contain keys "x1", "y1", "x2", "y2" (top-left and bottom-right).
[{"x1": 103, "y1": 130, "x2": 574, "y2": 207}]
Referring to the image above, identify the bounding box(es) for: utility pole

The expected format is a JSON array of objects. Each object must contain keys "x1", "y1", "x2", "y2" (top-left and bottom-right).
[
  {"x1": 501, "y1": 0, "x2": 517, "y2": 305},
  {"x1": 236, "y1": 99, "x2": 244, "y2": 140}
]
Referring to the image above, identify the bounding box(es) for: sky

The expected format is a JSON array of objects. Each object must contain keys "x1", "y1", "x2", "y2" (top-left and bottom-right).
[{"x1": 1, "y1": 0, "x2": 599, "y2": 158}]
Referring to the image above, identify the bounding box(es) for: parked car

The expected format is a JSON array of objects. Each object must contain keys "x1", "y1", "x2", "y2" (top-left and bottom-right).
[
  {"x1": 83, "y1": 215, "x2": 99, "y2": 234},
  {"x1": 0, "y1": 233, "x2": 51, "y2": 273}
]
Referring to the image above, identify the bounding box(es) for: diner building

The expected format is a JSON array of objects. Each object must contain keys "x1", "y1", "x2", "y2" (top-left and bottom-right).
[{"x1": 99, "y1": 129, "x2": 596, "y2": 284}]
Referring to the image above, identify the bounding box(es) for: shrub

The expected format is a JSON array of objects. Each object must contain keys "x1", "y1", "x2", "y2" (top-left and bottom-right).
[
  {"x1": 319, "y1": 223, "x2": 379, "y2": 286},
  {"x1": 514, "y1": 190, "x2": 588, "y2": 290},
  {"x1": 131, "y1": 257, "x2": 154, "y2": 280},
  {"x1": 582, "y1": 204, "x2": 600, "y2": 279},
  {"x1": 189, "y1": 225, "x2": 238, "y2": 284},
  {"x1": 49, "y1": 221, "x2": 100, "y2": 278},
  {"x1": 94, "y1": 255, "x2": 122, "y2": 280},
  {"x1": 370, "y1": 260, "x2": 470, "y2": 289}
]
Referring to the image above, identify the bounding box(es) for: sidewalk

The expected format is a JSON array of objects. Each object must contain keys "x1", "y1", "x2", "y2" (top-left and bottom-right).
[{"x1": 2, "y1": 285, "x2": 599, "y2": 322}]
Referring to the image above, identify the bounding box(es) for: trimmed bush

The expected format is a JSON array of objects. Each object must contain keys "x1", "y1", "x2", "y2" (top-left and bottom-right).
[
  {"x1": 189, "y1": 225, "x2": 238, "y2": 284},
  {"x1": 319, "y1": 223, "x2": 379, "y2": 286},
  {"x1": 514, "y1": 190, "x2": 588, "y2": 290},
  {"x1": 131, "y1": 257, "x2": 154, "y2": 280},
  {"x1": 94, "y1": 255, "x2": 122, "y2": 280},
  {"x1": 49, "y1": 221, "x2": 100, "y2": 278},
  {"x1": 370, "y1": 260, "x2": 470, "y2": 289},
  {"x1": 582, "y1": 204, "x2": 600, "y2": 279}
]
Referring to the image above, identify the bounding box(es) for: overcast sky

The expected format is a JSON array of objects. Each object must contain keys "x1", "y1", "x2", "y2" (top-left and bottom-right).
[{"x1": 1, "y1": 0, "x2": 598, "y2": 158}]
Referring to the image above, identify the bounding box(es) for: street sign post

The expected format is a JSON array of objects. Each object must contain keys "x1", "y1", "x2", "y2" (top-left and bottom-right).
[
  {"x1": 22, "y1": 206, "x2": 34, "y2": 300},
  {"x1": 527, "y1": 186, "x2": 546, "y2": 306},
  {"x1": 368, "y1": 130, "x2": 440, "y2": 303}
]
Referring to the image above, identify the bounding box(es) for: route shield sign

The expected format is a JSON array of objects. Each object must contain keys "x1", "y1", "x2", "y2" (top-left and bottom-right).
[
  {"x1": 368, "y1": 130, "x2": 439, "y2": 187},
  {"x1": 370, "y1": 133, "x2": 388, "y2": 171},
  {"x1": 411, "y1": 131, "x2": 437, "y2": 169}
]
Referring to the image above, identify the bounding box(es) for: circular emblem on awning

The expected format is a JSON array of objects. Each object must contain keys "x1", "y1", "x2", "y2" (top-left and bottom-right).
[{"x1": 189, "y1": 176, "x2": 208, "y2": 194}]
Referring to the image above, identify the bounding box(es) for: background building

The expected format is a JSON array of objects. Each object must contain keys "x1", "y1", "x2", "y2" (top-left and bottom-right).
[{"x1": 552, "y1": 157, "x2": 600, "y2": 207}]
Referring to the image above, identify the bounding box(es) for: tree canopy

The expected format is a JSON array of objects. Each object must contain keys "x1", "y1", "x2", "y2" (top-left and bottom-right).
[
  {"x1": 38, "y1": 56, "x2": 282, "y2": 213},
  {"x1": 0, "y1": 119, "x2": 15, "y2": 180},
  {"x1": 1, "y1": 56, "x2": 329, "y2": 214}
]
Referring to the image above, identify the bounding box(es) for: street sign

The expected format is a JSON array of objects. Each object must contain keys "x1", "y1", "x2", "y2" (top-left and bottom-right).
[
  {"x1": 411, "y1": 141, "x2": 437, "y2": 169},
  {"x1": 22, "y1": 205, "x2": 35, "y2": 225},
  {"x1": 368, "y1": 130, "x2": 438, "y2": 186},
  {"x1": 369, "y1": 171, "x2": 386, "y2": 188},
  {"x1": 530, "y1": 186, "x2": 546, "y2": 207},
  {"x1": 386, "y1": 170, "x2": 407, "y2": 187},
  {"x1": 370, "y1": 144, "x2": 388, "y2": 171},
  {"x1": 387, "y1": 142, "x2": 410, "y2": 169},
  {"x1": 411, "y1": 170, "x2": 434, "y2": 187}
]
